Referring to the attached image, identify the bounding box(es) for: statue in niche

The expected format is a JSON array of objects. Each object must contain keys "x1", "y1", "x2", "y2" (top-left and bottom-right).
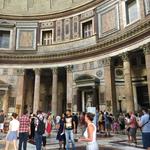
[{"x1": 86, "y1": 95, "x2": 92, "y2": 107}]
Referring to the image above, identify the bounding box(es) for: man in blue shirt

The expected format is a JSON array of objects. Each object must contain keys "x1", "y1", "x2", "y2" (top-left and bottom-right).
[{"x1": 139, "y1": 108, "x2": 150, "y2": 150}]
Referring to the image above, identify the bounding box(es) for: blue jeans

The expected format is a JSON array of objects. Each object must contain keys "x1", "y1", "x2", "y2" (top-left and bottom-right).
[
  {"x1": 18, "y1": 132, "x2": 29, "y2": 150},
  {"x1": 35, "y1": 132, "x2": 43, "y2": 150},
  {"x1": 65, "y1": 130, "x2": 76, "y2": 150}
]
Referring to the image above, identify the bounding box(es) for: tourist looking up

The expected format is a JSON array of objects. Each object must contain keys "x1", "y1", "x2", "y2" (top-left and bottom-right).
[
  {"x1": 5, "y1": 113, "x2": 20, "y2": 150},
  {"x1": 64, "y1": 109, "x2": 76, "y2": 150},
  {"x1": 138, "y1": 108, "x2": 150, "y2": 150},
  {"x1": 18, "y1": 110, "x2": 30, "y2": 150},
  {"x1": 79, "y1": 112, "x2": 98, "y2": 150}
]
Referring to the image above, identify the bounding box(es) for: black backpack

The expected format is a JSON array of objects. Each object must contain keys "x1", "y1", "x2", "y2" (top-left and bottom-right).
[{"x1": 37, "y1": 117, "x2": 45, "y2": 135}]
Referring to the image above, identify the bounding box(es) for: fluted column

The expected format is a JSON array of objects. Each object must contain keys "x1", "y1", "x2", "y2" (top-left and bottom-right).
[
  {"x1": 2, "y1": 90, "x2": 9, "y2": 115},
  {"x1": 51, "y1": 68, "x2": 58, "y2": 115},
  {"x1": 66, "y1": 65, "x2": 73, "y2": 110},
  {"x1": 103, "y1": 58, "x2": 116, "y2": 113},
  {"x1": 143, "y1": 43, "x2": 150, "y2": 105},
  {"x1": 33, "y1": 69, "x2": 41, "y2": 114},
  {"x1": 122, "y1": 53, "x2": 134, "y2": 112},
  {"x1": 16, "y1": 69, "x2": 25, "y2": 116}
]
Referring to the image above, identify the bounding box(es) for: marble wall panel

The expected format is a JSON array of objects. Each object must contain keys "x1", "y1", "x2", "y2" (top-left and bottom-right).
[
  {"x1": 72, "y1": 16, "x2": 79, "y2": 39},
  {"x1": 97, "y1": 1, "x2": 120, "y2": 38},
  {"x1": 64, "y1": 18, "x2": 71, "y2": 40},
  {"x1": 40, "y1": 21, "x2": 54, "y2": 28},
  {"x1": 56, "y1": 20, "x2": 63, "y2": 42},
  {"x1": 16, "y1": 29, "x2": 36, "y2": 50},
  {"x1": 80, "y1": 10, "x2": 94, "y2": 20}
]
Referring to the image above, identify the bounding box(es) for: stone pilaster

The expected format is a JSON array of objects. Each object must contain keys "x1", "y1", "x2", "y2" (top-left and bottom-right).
[
  {"x1": 122, "y1": 52, "x2": 134, "y2": 112},
  {"x1": 66, "y1": 65, "x2": 73, "y2": 110},
  {"x1": 2, "y1": 90, "x2": 9, "y2": 115},
  {"x1": 16, "y1": 69, "x2": 25, "y2": 116},
  {"x1": 33, "y1": 69, "x2": 41, "y2": 114},
  {"x1": 103, "y1": 57, "x2": 117, "y2": 113},
  {"x1": 51, "y1": 68, "x2": 58, "y2": 115},
  {"x1": 143, "y1": 43, "x2": 150, "y2": 104}
]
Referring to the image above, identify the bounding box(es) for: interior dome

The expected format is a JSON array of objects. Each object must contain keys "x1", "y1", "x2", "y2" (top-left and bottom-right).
[{"x1": 0, "y1": 0, "x2": 95, "y2": 16}]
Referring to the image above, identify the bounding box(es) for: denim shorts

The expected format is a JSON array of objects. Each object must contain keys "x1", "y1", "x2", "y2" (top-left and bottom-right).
[
  {"x1": 6, "y1": 131, "x2": 17, "y2": 141},
  {"x1": 142, "y1": 132, "x2": 150, "y2": 149}
]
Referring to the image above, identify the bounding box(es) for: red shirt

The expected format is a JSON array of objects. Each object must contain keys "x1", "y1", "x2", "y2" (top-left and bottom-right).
[{"x1": 19, "y1": 115, "x2": 30, "y2": 133}]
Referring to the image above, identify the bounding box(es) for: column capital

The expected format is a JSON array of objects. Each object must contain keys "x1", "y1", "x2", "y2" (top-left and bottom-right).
[
  {"x1": 16, "y1": 69, "x2": 25, "y2": 76},
  {"x1": 34, "y1": 68, "x2": 41, "y2": 75},
  {"x1": 52, "y1": 67, "x2": 58, "y2": 74},
  {"x1": 102, "y1": 57, "x2": 111, "y2": 67},
  {"x1": 142, "y1": 43, "x2": 150, "y2": 55},
  {"x1": 66, "y1": 65, "x2": 73, "y2": 73},
  {"x1": 120, "y1": 52, "x2": 129, "y2": 62}
]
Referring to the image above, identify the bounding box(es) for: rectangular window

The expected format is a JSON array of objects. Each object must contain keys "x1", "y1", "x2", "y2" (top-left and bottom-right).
[
  {"x1": 42, "y1": 30, "x2": 53, "y2": 45},
  {"x1": 82, "y1": 20, "x2": 92, "y2": 38},
  {"x1": 126, "y1": 0, "x2": 138, "y2": 24},
  {"x1": 0, "y1": 30, "x2": 10, "y2": 48}
]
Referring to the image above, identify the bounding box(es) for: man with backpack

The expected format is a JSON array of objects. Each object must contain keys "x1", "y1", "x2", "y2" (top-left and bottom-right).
[
  {"x1": 138, "y1": 108, "x2": 150, "y2": 150},
  {"x1": 35, "y1": 111, "x2": 45, "y2": 150}
]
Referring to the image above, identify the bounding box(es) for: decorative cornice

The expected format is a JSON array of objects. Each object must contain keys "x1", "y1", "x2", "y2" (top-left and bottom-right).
[
  {"x1": 0, "y1": 18, "x2": 149, "y2": 64},
  {"x1": 0, "y1": 0, "x2": 102, "y2": 20}
]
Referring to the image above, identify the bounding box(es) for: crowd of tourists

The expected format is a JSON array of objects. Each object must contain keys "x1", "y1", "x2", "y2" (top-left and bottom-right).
[{"x1": 0, "y1": 107, "x2": 150, "y2": 150}]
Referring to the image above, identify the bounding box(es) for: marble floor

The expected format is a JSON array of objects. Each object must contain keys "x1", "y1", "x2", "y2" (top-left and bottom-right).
[{"x1": 0, "y1": 131, "x2": 145, "y2": 150}]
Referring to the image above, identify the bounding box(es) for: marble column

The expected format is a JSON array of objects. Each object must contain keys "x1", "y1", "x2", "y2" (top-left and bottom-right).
[
  {"x1": 26, "y1": 76, "x2": 34, "y2": 113},
  {"x1": 103, "y1": 58, "x2": 117, "y2": 113},
  {"x1": 16, "y1": 69, "x2": 25, "y2": 116},
  {"x1": 2, "y1": 90, "x2": 9, "y2": 114},
  {"x1": 81, "y1": 91, "x2": 85, "y2": 112},
  {"x1": 66, "y1": 65, "x2": 73, "y2": 110},
  {"x1": 72, "y1": 87, "x2": 77, "y2": 112},
  {"x1": 51, "y1": 68, "x2": 58, "y2": 115},
  {"x1": 143, "y1": 43, "x2": 150, "y2": 105},
  {"x1": 33, "y1": 69, "x2": 41, "y2": 114},
  {"x1": 122, "y1": 53, "x2": 134, "y2": 112}
]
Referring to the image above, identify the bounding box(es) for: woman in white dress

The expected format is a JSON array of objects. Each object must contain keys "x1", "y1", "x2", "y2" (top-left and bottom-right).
[
  {"x1": 79, "y1": 112, "x2": 99, "y2": 150},
  {"x1": 5, "y1": 113, "x2": 20, "y2": 150}
]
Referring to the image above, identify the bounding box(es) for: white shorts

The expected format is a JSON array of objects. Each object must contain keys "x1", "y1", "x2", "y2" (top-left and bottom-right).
[
  {"x1": 86, "y1": 142, "x2": 99, "y2": 150},
  {"x1": 0, "y1": 123, "x2": 4, "y2": 130}
]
